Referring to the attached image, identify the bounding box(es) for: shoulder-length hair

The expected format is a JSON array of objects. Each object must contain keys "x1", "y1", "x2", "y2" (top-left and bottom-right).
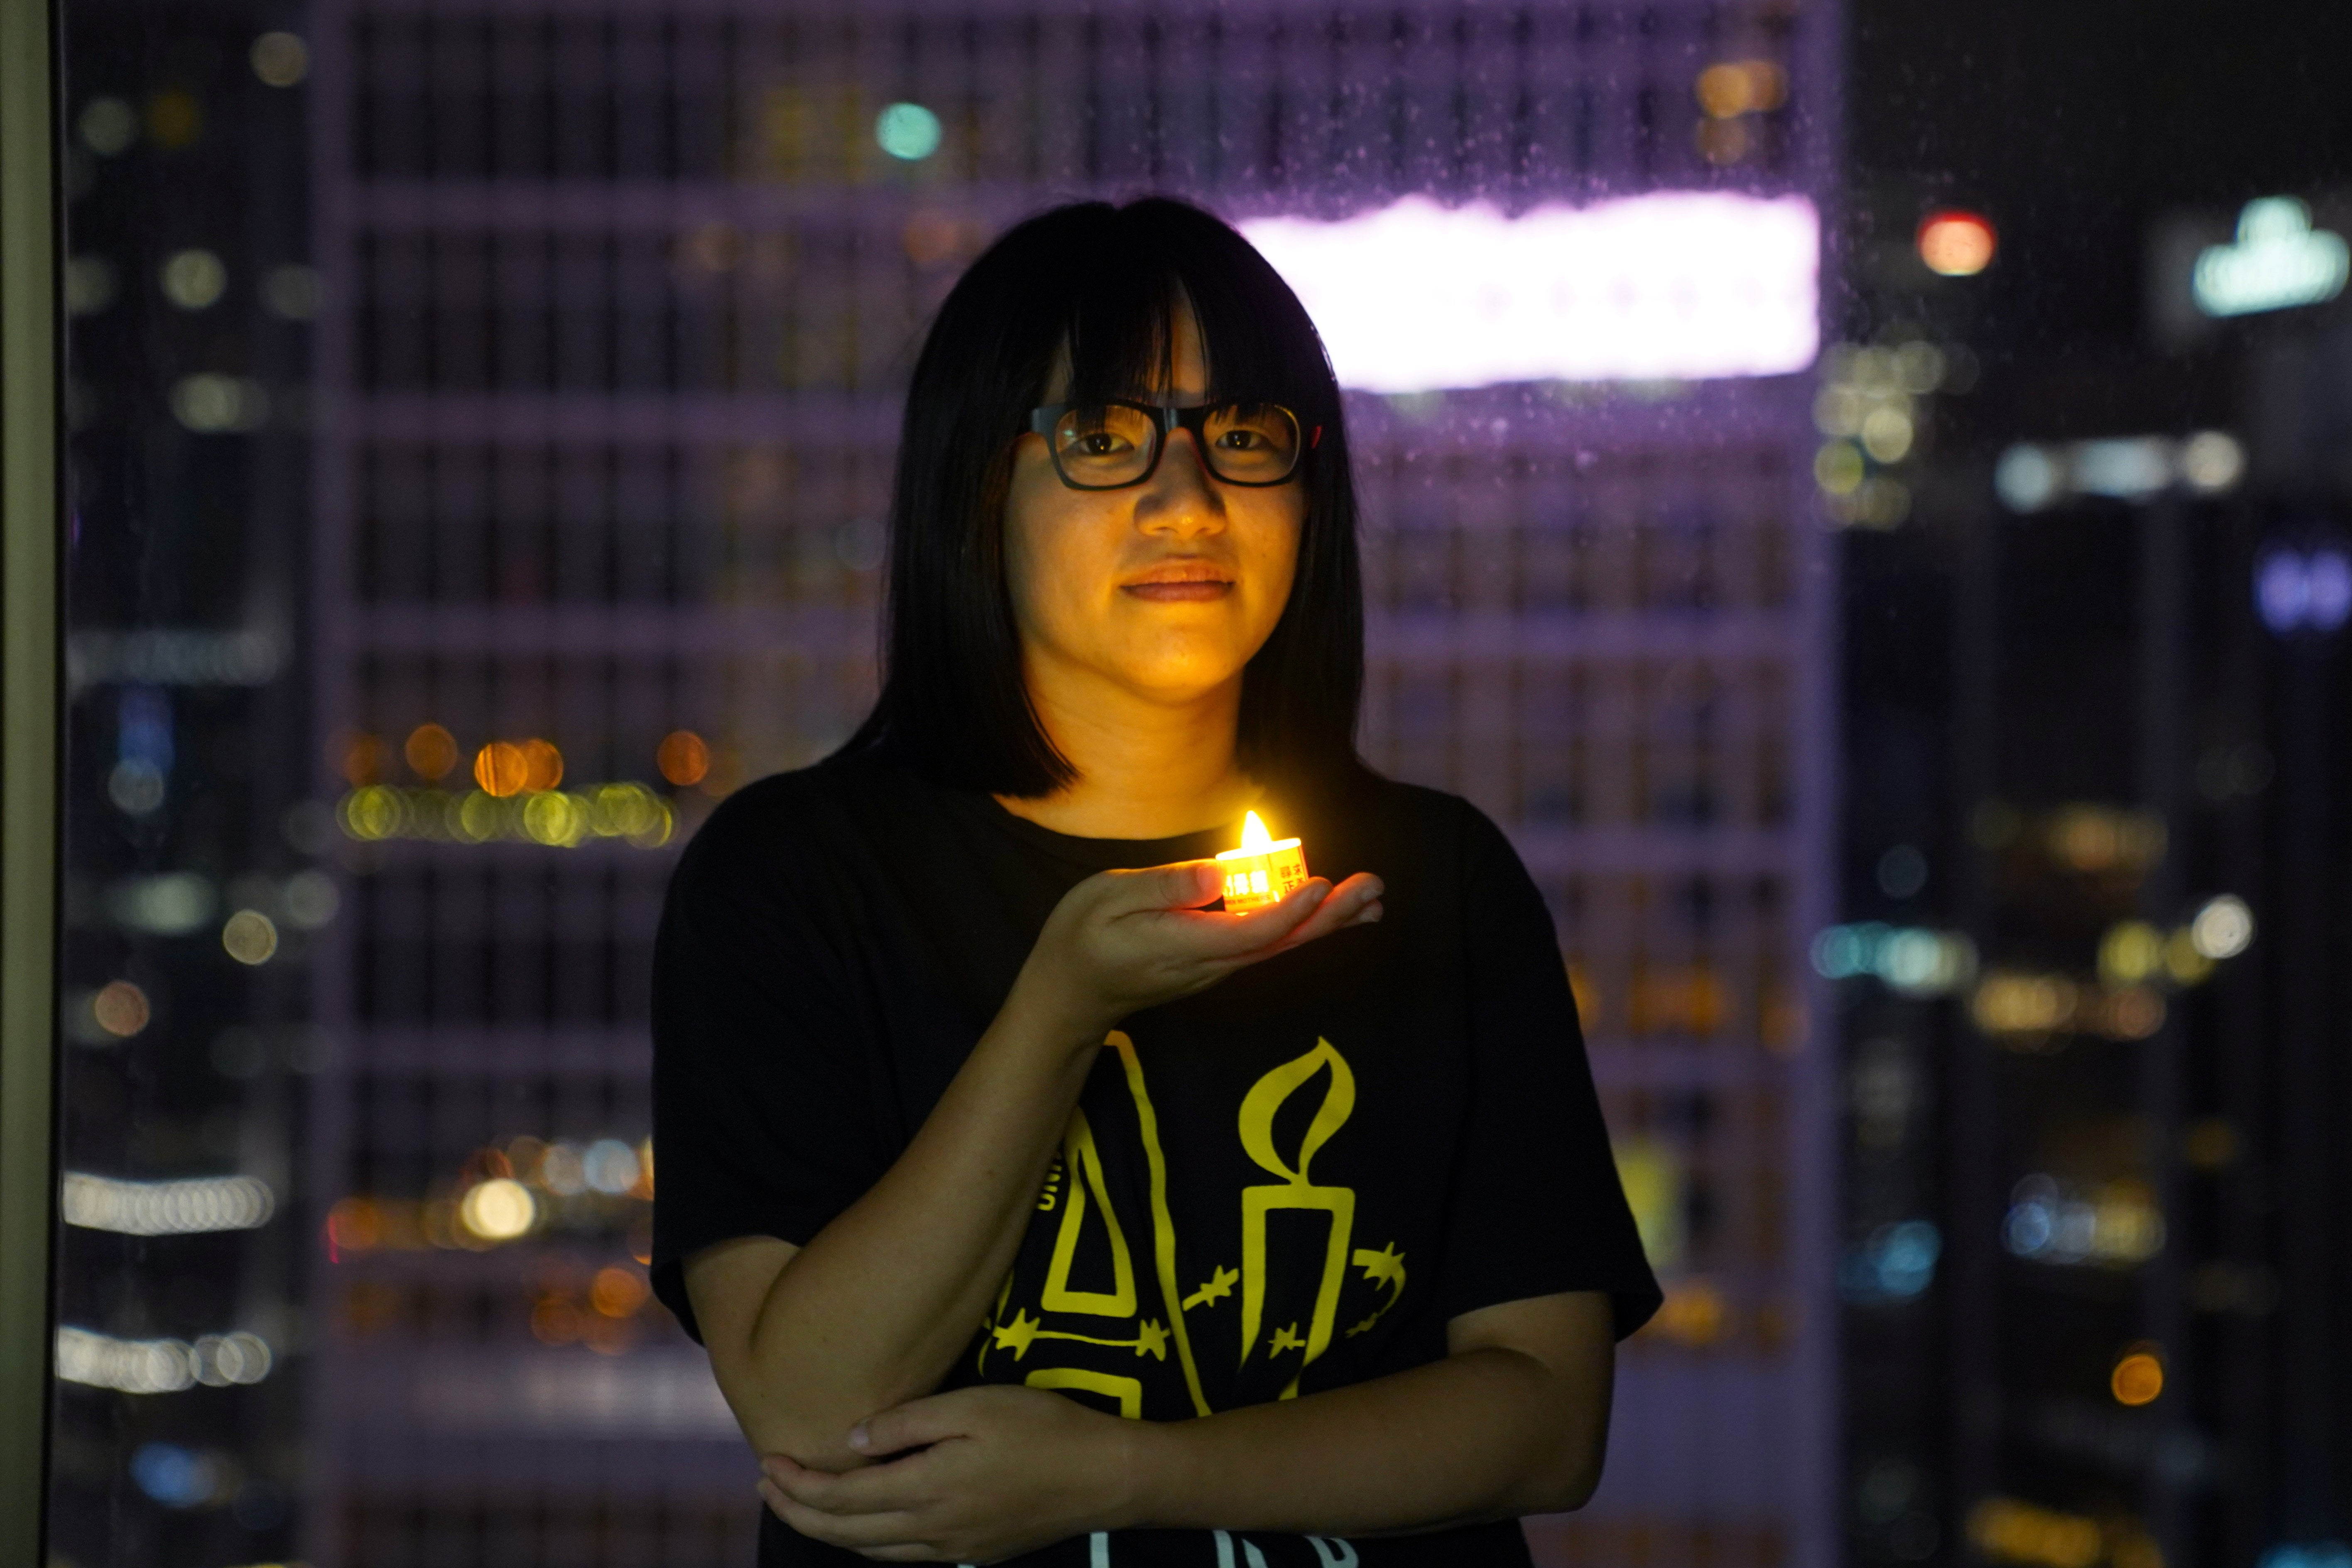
[{"x1": 841, "y1": 196, "x2": 1367, "y2": 802}]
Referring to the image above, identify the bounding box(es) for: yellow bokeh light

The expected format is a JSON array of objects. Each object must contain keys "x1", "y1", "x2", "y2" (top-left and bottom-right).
[
  {"x1": 1813, "y1": 440, "x2": 1864, "y2": 496},
  {"x1": 522, "y1": 790, "x2": 588, "y2": 846},
  {"x1": 222, "y1": 909, "x2": 279, "y2": 966},
  {"x1": 1693, "y1": 117, "x2": 1752, "y2": 166},
  {"x1": 458, "y1": 1178, "x2": 535, "y2": 1241},
  {"x1": 2097, "y1": 921, "x2": 2164, "y2": 985},
  {"x1": 474, "y1": 741, "x2": 529, "y2": 797},
  {"x1": 657, "y1": 730, "x2": 711, "y2": 787},
  {"x1": 404, "y1": 723, "x2": 458, "y2": 781},
  {"x1": 2163, "y1": 928, "x2": 2213, "y2": 986},
  {"x1": 2111, "y1": 1348, "x2": 2163, "y2": 1406},
  {"x1": 1694, "y1": 59, "x2": 1787, "y2": 119},
  {"x1": 1859, "y1": 406, "x2": 1914, "y2": 463},
  {"x1": 340, "y1": 784, "x2": 402, "y2": 840}
]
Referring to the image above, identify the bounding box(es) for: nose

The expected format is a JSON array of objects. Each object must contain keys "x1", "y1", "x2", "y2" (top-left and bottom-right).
[{"x1": 1135, "y1": 427, "x2": 1226, "y2": 537}]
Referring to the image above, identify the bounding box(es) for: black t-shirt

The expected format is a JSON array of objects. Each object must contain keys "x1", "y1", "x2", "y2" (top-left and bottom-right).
[{"x1": 651, "y1": 751, "x2": 1661, "y2": 1568}]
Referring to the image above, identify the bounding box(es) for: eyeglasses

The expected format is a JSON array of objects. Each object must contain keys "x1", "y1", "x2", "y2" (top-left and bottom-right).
[{"x1": 1028, "y1": 399, "x2": 1314, "y2": 491}]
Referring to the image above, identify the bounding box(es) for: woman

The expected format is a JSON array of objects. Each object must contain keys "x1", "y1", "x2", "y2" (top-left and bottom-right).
[{"x1": 651, "y1": 197, "x2": 1659, "y2": 1568}]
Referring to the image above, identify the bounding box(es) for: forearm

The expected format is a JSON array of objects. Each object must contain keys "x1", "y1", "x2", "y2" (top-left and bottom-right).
[
  {"x1": 730, "y1": 981, "x2": 1099, "y2": 1463},
  {"x1": 1126, "y1": 1346, "x2": 1610, "y2": 1537}
]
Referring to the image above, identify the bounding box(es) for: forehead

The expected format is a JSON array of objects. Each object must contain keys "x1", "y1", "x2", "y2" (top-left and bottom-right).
[{"x1": 1048, "y1": 297, "x2": 1209, "y2": 401}]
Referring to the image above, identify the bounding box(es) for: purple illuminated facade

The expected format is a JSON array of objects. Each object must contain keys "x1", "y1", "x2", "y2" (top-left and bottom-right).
[{"x1": 303, "y1": 2, "x2": 1842, "y2": 1563}]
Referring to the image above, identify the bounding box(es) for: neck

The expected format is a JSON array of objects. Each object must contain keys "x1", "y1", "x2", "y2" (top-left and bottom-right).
[{"x1": 995, "y1": 659, "x2": 1259, "y2": 840}]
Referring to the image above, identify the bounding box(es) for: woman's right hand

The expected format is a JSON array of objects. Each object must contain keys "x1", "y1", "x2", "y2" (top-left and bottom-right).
[{"x1": 1009, "y1": 862, "x2": 1385, "y2": 1047}]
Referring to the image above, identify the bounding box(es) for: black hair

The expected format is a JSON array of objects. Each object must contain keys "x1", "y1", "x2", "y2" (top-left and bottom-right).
[{"x1": 840, "y1": 196, "x2": 1368, "y2": 803}]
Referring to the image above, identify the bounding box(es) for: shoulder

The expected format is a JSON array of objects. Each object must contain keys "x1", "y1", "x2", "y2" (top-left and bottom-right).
[
  {"x1": 1334, "y1": 773, "x2": 1521, "y2": 869},
  {"x1": 667, "y1": 751, "x2": 914, "y2": 914}
]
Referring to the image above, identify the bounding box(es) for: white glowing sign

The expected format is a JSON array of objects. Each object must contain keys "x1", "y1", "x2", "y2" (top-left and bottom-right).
[
  {"x1": 1240, "y1": 192, "x2": 1819, "y2": 392},
  {"x1": 2193, "y1": 197, "x2": 2349, "y2": 318}
]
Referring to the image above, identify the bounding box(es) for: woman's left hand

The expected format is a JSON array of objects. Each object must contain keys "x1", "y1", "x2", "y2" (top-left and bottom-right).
[{"x1": 759, "y1": 1385, "x2": 1148, "y2": 1564}]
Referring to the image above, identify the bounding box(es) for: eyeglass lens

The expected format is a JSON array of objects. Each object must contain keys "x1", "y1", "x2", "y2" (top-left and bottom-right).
[{"x1": 1049, "y1": 403, "x2": 1301, "y2": 487}]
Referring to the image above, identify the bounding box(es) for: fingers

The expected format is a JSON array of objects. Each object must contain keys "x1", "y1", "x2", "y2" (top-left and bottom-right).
[
  {"x1": 853, "y1": 1392, "x2": 980, "y2": 1458},
  {"x1": 757, "y1": 1476, "x2": 929, "y2": 1554},
  {"x1": 1254, "y1": 872, "x2": 1383, "y2": 955},
  {"x1": 1168, "y1": 878, "x2": 1334, "y2": 956},
  {"x1": 767, "y1": 1444, "x2": 953, "y2": 1514},
  {"x1": 1269, "y1": 872, "x2": 1384, "y2": 949}
]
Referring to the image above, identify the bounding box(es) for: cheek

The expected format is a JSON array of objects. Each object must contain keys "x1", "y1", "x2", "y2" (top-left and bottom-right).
[
  {"x1": 1245, "y1": 497, "x2": 1306, "y2": 607},
  {"x1": 1002, "y1": 472, "x2": 1112, "y2": 637}
]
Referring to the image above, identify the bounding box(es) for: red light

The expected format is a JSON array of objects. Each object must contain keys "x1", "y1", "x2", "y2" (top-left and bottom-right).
[{"x1": 1918, "y1": 210, "x2": 1997, "y2": 277}]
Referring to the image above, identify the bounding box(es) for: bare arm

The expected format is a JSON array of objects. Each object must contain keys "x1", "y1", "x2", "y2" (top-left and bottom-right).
[
  {"x1": 684, "y1": 861, "x2": 1386, "y2": 1472},
  {"x1": 1133, "y1": 1292, "x2": 1616, "y2": 1533},
  {"x1": 758, "y1": 1291, "x2": 1619, "y2": 1561}
]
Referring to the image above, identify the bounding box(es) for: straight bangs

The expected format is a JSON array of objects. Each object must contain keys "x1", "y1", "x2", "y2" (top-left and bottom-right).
[
  {"x1": 1057, "y1": 215, "x2": 1340, "y2": 439},
  {"x1": 844, "y1": 197, "x2": 1367, "y2": 806}
]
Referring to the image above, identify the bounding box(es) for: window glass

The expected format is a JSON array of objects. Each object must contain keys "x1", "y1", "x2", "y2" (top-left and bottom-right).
[{"x1": 43, "y1": 2, "x2": 2352, "y2": 1567}]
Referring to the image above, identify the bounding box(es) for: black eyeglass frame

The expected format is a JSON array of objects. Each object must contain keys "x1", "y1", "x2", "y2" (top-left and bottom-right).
[{"x1": 1026, "y1": 399, "x2": 1321, "y2": 491}]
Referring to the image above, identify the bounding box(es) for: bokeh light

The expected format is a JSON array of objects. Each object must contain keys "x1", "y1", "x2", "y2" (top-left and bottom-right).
[
  {"x1": 91, "y1": 979, "x2": 151, "y2": 1038},
  {"x1": 475, "y1": 740, "x2": 530, "y2": 797},
  {"x1": 337, "y1": 730, "x2": 387, "y2": 785},
  {"x1": 458, "y1": 1179, "x2": 537, "y2": 1241},
  {"x1": 874, "y1": 102, "x2": 942, "y2": 161},
  {"x1": 1918, "y1": 210, "x2": 1997, "y2": 277},
  {"x1": 1694, "y1": 59, "x2": 1787, "y2": 118},
  {"x1": 404, "y1": 722, "x2": 459, "y2": 780},
  {"x1": 221, "y1": 909, "x2": 279, "y2": 966},
  {"x1": 2111, "y1": 1348, "x2": 2164, "y2": 1406},
  {"x1": 159, "y1": 249, "x2": 227, "y2": 310},
  {"x1": 522, "y1": 738, "x2": 564, "y2": 791},
  {"x1": 657, "y1": 729, "x2": 711, "y2": 786},
  {"x1": 2190, "y1": 895, "x2": 2255, "y2": 959},
  {"x1": 590, "y1": 1266, "x2": 650, "y2": 1318},
  {"x1": 250, "y1": 30, "x2": 309, "y2": 87}
]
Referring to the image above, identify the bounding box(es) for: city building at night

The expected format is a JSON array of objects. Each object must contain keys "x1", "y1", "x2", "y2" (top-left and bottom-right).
[{"x1": 54, "y1": 0, "x2": 1846, "y2": 1563}]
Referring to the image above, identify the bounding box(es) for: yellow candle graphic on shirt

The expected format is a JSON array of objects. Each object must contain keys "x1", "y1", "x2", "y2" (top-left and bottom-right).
[{"x1": 1236, "y1": 1038, "x2": 1357, "y2": 1398}]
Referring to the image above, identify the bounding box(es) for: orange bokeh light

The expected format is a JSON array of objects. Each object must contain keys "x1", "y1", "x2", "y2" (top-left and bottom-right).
[
  {"x1": 2110, "y1": 1348, "x2": 2164, "y2": 1406},
  {"x1": 337, "y1": 731, "x2": 387, "y2": 786},
  {"x1": 520, "y1": 738, "x2": 564, "y2": 792},
  {"x1": 590, "y1": 1265, "x2": 650, "y2": 1318},
  {"x1": 658, "y1": 729, "x2": 711, "y2": 787},
  {"x1": 474, "y1": 741, "x2": 530, "y2": 797},
  {"x1": 404, "y1": 723, "x2": 459, "y2": 781},
  {"x1": 1918, "y1": 210, "x2": 1997, "y2": 277}
]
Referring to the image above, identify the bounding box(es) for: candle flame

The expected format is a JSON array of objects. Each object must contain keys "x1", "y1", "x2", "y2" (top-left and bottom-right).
[{"x1": 1240, "y1": 810, "x2": 1274, "y2": 853}]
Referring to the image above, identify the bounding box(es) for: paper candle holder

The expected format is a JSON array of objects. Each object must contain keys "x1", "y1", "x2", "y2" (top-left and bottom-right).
[{"x1": 1218, "y1": 810, "x2": 1309, "y2": 911}]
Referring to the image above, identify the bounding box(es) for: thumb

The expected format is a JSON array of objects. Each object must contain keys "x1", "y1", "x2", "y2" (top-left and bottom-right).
[
  {"x1": 1131, "y1": 860, "x2": 1218, "y2": 911},
  {"x1": 850, "y1": 1392, "x2": 979, "y2": 1458}
]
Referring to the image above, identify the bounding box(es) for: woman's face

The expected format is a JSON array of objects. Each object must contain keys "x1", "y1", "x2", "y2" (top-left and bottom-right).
[{"x1": 1002, "y1": 305, "x2": 1306, "y2": 713}]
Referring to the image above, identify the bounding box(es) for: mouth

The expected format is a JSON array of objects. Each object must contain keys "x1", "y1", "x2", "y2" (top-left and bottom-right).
[{"x1": 1121, "y1": 561, "x2": 1235, "y2": 603}]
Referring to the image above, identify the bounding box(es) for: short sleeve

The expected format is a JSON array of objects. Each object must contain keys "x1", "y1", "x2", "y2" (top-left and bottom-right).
[
  {"x1": 649, "y1": 786, "x2": 891, "y2": 1342},
  {"x1": 1433, "y1": 805, "x2": 1663, "y2": 1339}
]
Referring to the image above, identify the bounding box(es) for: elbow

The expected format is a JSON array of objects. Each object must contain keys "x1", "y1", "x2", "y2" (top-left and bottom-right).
[
  {"x1": 723, "y1": 1380, "x2": 876, "y2": 1472},
  {"x1": 1508, "y1": 1422, "x2": 1607, "y2": 1517}
]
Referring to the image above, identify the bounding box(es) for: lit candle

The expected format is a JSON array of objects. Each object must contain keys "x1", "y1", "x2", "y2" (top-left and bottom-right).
[{"x1": 1216, "y1": 810, "x2": 1310, "y2": 912}]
